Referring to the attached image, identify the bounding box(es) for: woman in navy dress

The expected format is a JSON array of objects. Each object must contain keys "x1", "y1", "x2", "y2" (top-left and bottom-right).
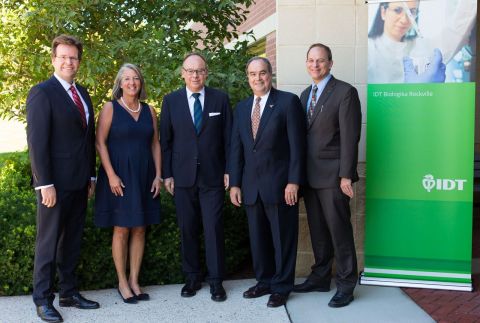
[{"x1": 95, "y1": 63, "x2": 161, "y2": 303}]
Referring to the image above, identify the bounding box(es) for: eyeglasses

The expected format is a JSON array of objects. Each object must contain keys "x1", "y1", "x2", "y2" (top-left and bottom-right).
[
  {"x1": 183, "y1": 68, "x2": 207, "y2": 76},
  {"x1": 55, "y1": 56, "x2": 79, "y2": 62},
  {"x1": 387, "y1": 6, "x2": 418, "y2": 18}
]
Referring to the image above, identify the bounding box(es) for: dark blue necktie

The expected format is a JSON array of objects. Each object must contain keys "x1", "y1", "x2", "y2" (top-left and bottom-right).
[{"x1": 192, "y1": 93, "x2": 202, "y2": 134}]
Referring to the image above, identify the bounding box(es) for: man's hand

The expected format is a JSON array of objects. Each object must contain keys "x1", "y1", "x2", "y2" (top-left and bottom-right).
[
  {"x1": 88, "y1": 180, "x2": 96, "y2": 199},
  {"x1": 41, "y1": 186, "x2": 57, "y2": 208},
  {"x1": 403, "y1": 48, "x2": 446, "y2": 83},
  {"x1": 164, "y1": 177, "x2": 174, "y2": 196},
  {"x1": 224, "y1": 174, "x2": 229, "y2": 190},
  {"x1": 284, "y1": 183, "x2": 299, "y2": 206},
  {"x1": 151, "y1": 177, "x2": 162, "y2": 198},
  {"x1": 230, "y1": 186, "x2": 242, "y2": 207},
  {"x1": 108, "y1": 173, "x2": 125, "y2": 197},
  {"x1": 340, "y1": 177, "x2": 354, "y2": 198}
]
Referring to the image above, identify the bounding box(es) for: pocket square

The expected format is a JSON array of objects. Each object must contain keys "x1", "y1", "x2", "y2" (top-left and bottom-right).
[{"x1": 209, "y1": 112, "x2": 221, "y2": 117}]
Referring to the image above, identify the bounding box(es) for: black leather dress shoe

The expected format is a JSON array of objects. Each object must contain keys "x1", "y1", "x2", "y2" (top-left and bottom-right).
[
  {"x1": 210, "y1": 283, "x2": 227, "y2": 302},
  {"x1": 59, "y1": 293, "x2": 100, "y2": 309},
  {"x1": 293, "y1": 279, "x2": 330, "y2": 293},
  {"x1": 243, "y1": 285, "x2": 271, "y2": 299},
  {"x1": 36, "y1": 304, "x2": 63, "y2": 323},
  {"x1": 181, "y1": 281, "x2": 202, "y2": 297},
  {"x1": 328, "y1": 291, "x2": 354, "y2": 308},
  {"x1": 267, "y1": 293, "x2": 288, "y2": 307}
]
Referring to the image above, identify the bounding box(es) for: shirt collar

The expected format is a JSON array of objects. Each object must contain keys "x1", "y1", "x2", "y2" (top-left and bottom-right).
[
  {"x1": 312, "y1": 74, "x2": 332, "y2": 89},
  {"x1": 254, "y1": 90, "x2": 271, "y2": 104},
  {"x1": 186, "y1": 86, "x2": 206, "y2": 99},
  {"x1": 54, "y1": 73, "x2": 77, "y2": 92}
]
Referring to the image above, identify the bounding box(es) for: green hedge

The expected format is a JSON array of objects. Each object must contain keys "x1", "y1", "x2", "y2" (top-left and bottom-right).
[{"x1": 0, "y1": 152, "x2": 251, "y2": 296}]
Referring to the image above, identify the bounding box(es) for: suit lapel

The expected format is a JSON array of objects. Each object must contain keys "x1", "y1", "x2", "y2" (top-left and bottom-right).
[
  {"x1": 300, "y1": 88, "x2": 309, "y2": 113},
  {"x1": 76, "y1": 84, "x2": 94, "y2": 136},
  {"x1": 50, "y1": 77, "x2": 86, "y2": 129},
  {"x1": 198, "y1": 87, "x2": 211, "y2": 135},
  {"x1": 253, "y1": 88, "x2": 275, "y2": 146},
  {"x1": 243, "y1": 96, "x2": 255, "y2": 144},
  {"x1": 308, "y1": 77, "x2": 336, "y2": 129},
  {"x1": 180, "y1": 88, "x2": 197, "y2": 135}
]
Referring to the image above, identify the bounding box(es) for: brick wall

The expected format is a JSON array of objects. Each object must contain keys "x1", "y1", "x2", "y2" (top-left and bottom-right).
[
  {"x1": 265, "y1": 32, "x2": 276, "y2": 75},
  {"x1": 237, "y1": 0, "x2": 276, "y2": 33}
]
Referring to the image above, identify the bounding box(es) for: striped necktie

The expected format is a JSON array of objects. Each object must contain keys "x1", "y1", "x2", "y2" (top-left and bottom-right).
[
  {"x1": 251, "y1": 96, "x2": 261, "y2": 140},
  {"x1": 192, "y1": 93, "x2": 202, "y2": 134},
  {"x1": 70, "y1": 85, "x2": 87, "y2": 128},
  {"x1": 307, "y1": 85, "x2": 318, "y2": 124}
]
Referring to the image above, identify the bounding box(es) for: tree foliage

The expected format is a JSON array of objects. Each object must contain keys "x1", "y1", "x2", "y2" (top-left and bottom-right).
[{"x1": 0, "y1": 0, "x2": 255, "y2": 121}]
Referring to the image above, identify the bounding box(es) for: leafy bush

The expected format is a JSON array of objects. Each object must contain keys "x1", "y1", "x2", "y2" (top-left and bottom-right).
[{"x1": 0, "y1": 152, "x2": 250, "y2": 296}]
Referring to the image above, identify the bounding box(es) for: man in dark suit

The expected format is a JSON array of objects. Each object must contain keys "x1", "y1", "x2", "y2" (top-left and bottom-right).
[
  {"x1": 293, "y1": 43, "x2": 361, "y2": 308},
  {"x1": 229, "y1": 57, "x2": 305, "y2": 308},
  {"x1": 27, "y1": 35, "x2": 99, "y2": 323},
  {"x1": 160, "y1": 53, "x2": 232, "y2": 302}
]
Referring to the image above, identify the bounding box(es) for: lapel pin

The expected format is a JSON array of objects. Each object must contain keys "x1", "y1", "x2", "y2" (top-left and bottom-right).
[{"x1": 269, "y1": 104, "x2": 274, "y2": 108}]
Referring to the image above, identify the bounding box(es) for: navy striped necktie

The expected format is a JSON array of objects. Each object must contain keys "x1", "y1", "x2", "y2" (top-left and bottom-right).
[{"x1": 192, "y1": 93, "x2": 202, "y2": 134}]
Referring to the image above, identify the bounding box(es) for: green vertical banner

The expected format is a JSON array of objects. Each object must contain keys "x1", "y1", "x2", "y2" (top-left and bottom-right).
[{"x1": 361, "y1": 0, "x2": 476, "y2": 291}]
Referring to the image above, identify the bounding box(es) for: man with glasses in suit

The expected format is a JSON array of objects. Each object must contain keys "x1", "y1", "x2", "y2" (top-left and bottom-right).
[{"x1": 27, "y1": 34, "x2": 99, "y2": 323}]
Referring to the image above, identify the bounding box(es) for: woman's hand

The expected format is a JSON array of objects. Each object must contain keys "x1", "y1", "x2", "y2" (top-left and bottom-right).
[
  {"x1": 108, "y1": 174, "x2": 125, "y2": 197},
  {"x1": 151, "y1": 177, "x2": 162, "y2": 198}
]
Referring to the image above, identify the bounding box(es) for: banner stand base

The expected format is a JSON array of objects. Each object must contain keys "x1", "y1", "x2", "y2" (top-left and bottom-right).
[{"x1": 359, "y1": 272, "x2": 473, "y2": 292}]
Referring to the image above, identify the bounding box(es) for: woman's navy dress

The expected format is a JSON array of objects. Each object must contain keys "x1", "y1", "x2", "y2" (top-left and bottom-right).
[{"x1": 95, "y1": 101, "x2": 161, "y2": 227}]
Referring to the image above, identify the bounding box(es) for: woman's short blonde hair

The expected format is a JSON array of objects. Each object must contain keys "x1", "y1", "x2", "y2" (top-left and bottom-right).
[{"x1": 112, "y1": 63, "x2": 147, "y2": 100}]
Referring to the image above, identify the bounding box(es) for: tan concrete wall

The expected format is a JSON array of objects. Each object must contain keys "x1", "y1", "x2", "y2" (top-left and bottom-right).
[{"x1": 276, "y1": 0, "x2": 368, "y2": 276}]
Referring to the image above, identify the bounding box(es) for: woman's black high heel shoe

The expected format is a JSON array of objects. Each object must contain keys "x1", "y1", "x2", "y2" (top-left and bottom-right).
[
  {"x1": 132, "y1": 291, "x2": 150, "y2": 301},
  {"x1": 118, "y1": 288, "x2": 138, "y2": 304}
]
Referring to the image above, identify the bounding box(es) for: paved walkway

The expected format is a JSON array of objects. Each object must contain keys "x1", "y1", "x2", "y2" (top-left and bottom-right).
[{"x1": 0, "y1": 278, "x2": 433, "y2": 323}]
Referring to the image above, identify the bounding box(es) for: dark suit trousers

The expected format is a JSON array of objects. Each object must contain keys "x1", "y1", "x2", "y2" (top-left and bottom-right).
[
  {"x1": 174, "y1": 185, "x2": 225, "y2": 283},
  {"x1": 245, "y1": 197, "x2": 299, "y2": 295},
  {"x1": 303, "y1": 187, "x2": 358, "y2": 294},
  {"x1": 32, "y1": 187, "x2": 88, "y2": 306}
]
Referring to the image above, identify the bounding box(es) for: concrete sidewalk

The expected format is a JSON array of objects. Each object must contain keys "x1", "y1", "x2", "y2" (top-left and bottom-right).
[{"x1": 0, "y1": 278, "x2": 433, "y2": 323}]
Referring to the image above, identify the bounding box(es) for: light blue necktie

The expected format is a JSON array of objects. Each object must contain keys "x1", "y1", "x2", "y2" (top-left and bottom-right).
[{"x1": 192, "y1": 93, "x2": 202, "y2": 134}]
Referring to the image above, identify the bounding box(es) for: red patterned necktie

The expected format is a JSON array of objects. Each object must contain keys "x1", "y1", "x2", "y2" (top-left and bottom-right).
[
  {"x1": 70, "y1": 85, "x2": 87, "y2": 128},
  {"x1": 251, "y1": 96, "x2": 261, "y2": 140},
  {"x1": 307, "y1": 85, "x2": 318, "y2": 124}
]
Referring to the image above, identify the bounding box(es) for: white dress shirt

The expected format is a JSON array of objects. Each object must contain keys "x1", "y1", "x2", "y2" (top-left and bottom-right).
[
  {"x1": 185, "y1": 87, "x2": 205, "y2": 123},
  {"x1": 251, "y1": 91, "x2": 271, "y2": 118}
]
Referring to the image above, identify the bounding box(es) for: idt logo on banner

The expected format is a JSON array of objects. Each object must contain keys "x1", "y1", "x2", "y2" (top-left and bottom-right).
[{"x1": 422, "y1": 174, "x2": 467, "y2": 192}]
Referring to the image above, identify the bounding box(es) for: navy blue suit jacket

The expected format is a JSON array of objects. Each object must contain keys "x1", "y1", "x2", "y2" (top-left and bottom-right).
[
  {"x1": 26, "y1": 76, "x2": 96, "y2": 191},
  {"x1": 160, "y1": 86, "x2": 232, "y2": 188},
  {"x1": 229, "y1": 88, "x2": 306, "y2": 205}
]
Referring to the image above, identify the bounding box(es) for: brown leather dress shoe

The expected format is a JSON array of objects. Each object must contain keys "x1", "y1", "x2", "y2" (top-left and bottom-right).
[
  {"x1": 36, "y1": 304, "x2": 63, "y2": 323},
  {"x1": 59, "y1": 293, "x2": 99, "y2": 309},
  {"x1": 267, "y1": 293, "x2": 288, "y2": 307},
  {"x1": 243, "y1": 285, "x2": 271, "y2": 299}
]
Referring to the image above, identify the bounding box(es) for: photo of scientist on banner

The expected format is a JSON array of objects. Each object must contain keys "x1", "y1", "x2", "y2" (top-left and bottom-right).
[{"x1": 368, "y1": 0, "x2": 476, "y2": 84}]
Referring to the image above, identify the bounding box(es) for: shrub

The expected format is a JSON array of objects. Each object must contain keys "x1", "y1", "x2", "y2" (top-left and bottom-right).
[{"x1": 0, "y1": 152, "x2": 250, "y2": 296}]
